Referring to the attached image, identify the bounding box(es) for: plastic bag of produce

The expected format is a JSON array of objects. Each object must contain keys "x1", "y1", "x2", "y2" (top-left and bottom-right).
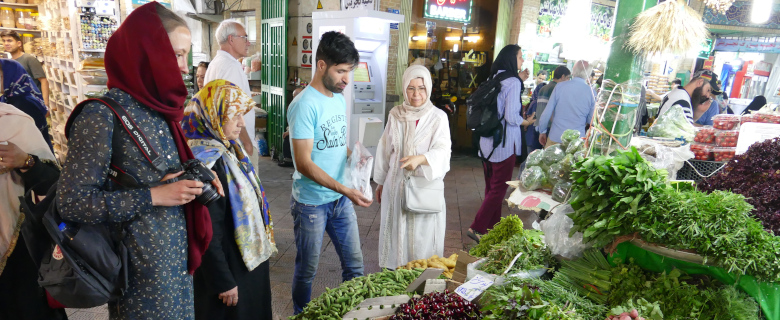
[
  {"x1": 647, "y1": 105, "x2": 695, "y2": 142},
  {"x1": 551, "y1": 180, "x2": 573, "y2": 203},
  {"x1": 566, "y1": 138, "x2": 584, "y2": 154},
  {"x1": 345, "y1": 141, "x2": 374, "y2": 201},
  {"x1": 520, "y1": 166, "x2": 547, "y2": 191},
  {"x1": 573, "y1": 150, "x2": 586, "y2": 162},
  {"x1": 539, "y1": 205, "x2": 591, "y2": 259},
  {"x1": 466, "y1": 258, "x2": 547, "y2": 285},
  {"x1": 526, "y1": 149, "x2": 543, "y2": 167},
  {"x1": 542, "y1": 144, "x2": 566, "y2": 165},
  {"x1": 547, "y1": 163, "x2": 568, "y2": 186},
  {"x1": 559, "y1": 154, "x2": 575, "y2": 172},
  {"x1": 560, "y1": 129, "x2": 581, "y2": 148}
]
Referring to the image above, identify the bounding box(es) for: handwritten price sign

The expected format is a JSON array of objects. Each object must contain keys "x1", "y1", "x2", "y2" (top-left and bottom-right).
[{"x1": 454, "y1": 275, "x2": 494, "y2": 301}]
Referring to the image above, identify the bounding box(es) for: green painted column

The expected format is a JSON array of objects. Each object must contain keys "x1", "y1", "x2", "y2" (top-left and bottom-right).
[{"x1": 604, "y1": 0, "x2": 657, "y2": 83}]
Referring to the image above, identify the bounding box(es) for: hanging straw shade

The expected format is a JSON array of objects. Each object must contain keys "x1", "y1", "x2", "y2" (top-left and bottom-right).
[{"x1": 625, "y1": 0, "x2": 709, "y2": 55}]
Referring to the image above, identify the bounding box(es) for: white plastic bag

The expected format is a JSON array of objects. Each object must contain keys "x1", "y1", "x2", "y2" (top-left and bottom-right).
[
  {"x1": 466, "y1": 258, "x2": 547, "y2": 286},
  {"x1": 346, "y1": 141, "x2": 374, "y2": 201},
  {"x1": 539, "y1": 204, "x2": 591, "y2": 260}
]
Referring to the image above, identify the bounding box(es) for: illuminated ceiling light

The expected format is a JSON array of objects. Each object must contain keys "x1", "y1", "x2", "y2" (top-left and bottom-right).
[
  {"x1": 412, "y1": 36, "x2": 427, "y2": 41},
  {"x1": 559, "y1": 0, "x2": 592, "y2": 60},
  {"x1": 752, "y1": 0, "x2": 772, "y2": 24},
  {"x1": 445, "y1": 36, "x2": 461, "y2": 41},
  {"x1": 464, "y1": 36, "x2": 480, "y2": 42}
]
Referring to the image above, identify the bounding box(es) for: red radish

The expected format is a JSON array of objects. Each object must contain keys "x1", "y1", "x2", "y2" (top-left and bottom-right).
[
  {"x1": 620, "y1": 316, "x2": 631, "y2": 320},
  {"x1": 630, "y1": 309, "x2": 639, "y2": 318}
]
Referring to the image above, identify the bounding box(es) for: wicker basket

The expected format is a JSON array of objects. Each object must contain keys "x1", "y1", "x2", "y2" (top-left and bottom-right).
[{"x1": 675, "y1": 160, "x2": 727, "y2": 182}]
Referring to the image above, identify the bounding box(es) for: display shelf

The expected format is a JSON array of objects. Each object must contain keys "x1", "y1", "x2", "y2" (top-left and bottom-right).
[
  {"x1": 0, "y1": 27, "x2": 41, "y2": 32},
  {"x1": 0, "y1": 3, "x2": 42, "y2": 7},
  {"x1": 38, "y1": 0, "x2": 120, "y2": 160}
]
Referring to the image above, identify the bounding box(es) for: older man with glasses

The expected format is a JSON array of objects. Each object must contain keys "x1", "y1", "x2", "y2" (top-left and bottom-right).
[{"x1": 204, "y1": 19, "x2": 256, "y2": 159}]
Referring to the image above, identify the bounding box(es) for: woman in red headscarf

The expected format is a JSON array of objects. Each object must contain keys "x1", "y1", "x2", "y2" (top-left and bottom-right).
[{"x1": 57, "y1": 3, "x2": 221, "y2": 319}]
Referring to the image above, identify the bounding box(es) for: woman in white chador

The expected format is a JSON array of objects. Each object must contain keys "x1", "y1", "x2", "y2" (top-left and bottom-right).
[{"x1": 373, "y1": 65, "x2": 452, "y2": 269}]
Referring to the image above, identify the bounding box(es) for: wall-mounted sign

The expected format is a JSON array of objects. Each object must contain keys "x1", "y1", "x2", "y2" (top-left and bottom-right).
[
  {"x1": 537, "y1": 0, "x2": 614, "y2": 43},
  {"x1": 589, "y1": 4, "x2": 614, "y2": 42},
  {"x1": 714, "y1": 37, "x2": 780, "y2": 53},
  {"x1": 424, "y1": 0, "x2": 473, "y2": 23},
  {"x1": 342, "y1": 0, "x2": 375, "y2": 11}
]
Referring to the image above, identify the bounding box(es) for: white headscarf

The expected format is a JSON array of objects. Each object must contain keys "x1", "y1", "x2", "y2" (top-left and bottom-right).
[
  {"x1": 390, "y1": 65, "x2": 435, "y2": 157},
  {"x1": 0, "y1": 103, "x2": 56, "y2": 275}
]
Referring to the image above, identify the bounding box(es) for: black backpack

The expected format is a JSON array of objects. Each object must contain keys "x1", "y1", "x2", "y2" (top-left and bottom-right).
[
  {"x1": 466, "y1": 72, "x2": 515, "y2": 160},
  {"x1": 18, "y1": 97, "x2": 166, "y2": 308}
]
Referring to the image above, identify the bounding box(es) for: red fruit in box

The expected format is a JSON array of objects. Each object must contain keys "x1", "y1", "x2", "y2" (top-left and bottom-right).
[{"x1": 712, "y1": 114, "x2": 740, "y2": 130}]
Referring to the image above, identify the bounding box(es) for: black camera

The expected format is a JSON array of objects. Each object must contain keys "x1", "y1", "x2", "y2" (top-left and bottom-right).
[{"x1": 167, "y1": 159, "x2": 221, "y2": 206}]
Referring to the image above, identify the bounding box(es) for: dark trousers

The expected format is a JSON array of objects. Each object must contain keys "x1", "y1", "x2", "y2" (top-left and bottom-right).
[{"x1": 470, "y1": 154, "x2": 516, "y2": 234}]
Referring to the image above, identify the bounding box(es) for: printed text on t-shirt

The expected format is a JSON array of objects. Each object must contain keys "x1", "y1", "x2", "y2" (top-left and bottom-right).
[{"x1": 317, "y1": 114, "x2": 347, "y2": 150}]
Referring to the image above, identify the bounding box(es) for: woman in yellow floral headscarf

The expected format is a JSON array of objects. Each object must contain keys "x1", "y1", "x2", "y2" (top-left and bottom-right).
[{"x1": 182, "y1": 79, "x2": 276, "y2": 320}]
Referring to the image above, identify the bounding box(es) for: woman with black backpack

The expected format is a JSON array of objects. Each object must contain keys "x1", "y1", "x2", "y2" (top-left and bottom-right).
[
  {"x1": 467, "y1": 45, "x2": 535, "y2": 242},
  {"x1": 56, "y1": 3, "x2": 223, "y2": 319}
]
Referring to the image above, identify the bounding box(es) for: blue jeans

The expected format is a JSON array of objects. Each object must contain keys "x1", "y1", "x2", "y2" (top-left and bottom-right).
[{"x1": 291, "y1": 195, "x2": 364, "y2": 314}]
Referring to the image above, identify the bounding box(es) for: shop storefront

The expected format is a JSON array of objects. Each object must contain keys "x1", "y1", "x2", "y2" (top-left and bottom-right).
[{"x1": 406, "y1": 0, "x2": 499, "y2": 150}]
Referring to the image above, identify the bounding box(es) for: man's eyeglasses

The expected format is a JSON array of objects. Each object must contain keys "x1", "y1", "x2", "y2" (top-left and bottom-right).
[{"x1": 233, "y1": 35, "x2": 249, "y2": 42}]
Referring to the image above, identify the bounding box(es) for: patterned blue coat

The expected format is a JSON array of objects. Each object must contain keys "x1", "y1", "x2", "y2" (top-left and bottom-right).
[{"x1": 57, "y1": 88, "x2": 193, "y2": 319}]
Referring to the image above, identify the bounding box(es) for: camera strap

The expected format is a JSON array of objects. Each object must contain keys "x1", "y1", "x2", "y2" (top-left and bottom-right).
[{"x1": 66, "y1": 96, "x2": 167, "y2": 189}]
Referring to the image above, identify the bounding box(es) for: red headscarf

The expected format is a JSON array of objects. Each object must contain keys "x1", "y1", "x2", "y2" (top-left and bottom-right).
[{"x1": 105, "y1": 2, "x2": 211, "y2": 274}]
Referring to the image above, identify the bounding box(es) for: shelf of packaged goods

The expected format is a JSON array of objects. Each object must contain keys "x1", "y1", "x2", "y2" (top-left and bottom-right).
[
  {"x1": 0, "y1": 27, "x2": 40, "y2": 33},
  {"x1": 43, "y1": 30, "x2": 71, "y2": 38},
  {"x1": 78, "y1": 48, "x2": 105, "y2": 53},
  {"x1": 0, "y1": 3, "x2": 42, "y2": 8}
]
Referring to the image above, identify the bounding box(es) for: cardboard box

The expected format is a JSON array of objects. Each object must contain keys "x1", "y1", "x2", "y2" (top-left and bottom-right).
[
  {"x1": 452, "y1": 250, "x2": 480, "y2": 283},
  {"x1": 255, "y1": 117, "x2": 267, "y2": 129},
  {"x1": 341, "y1": 295, "x2": 410, "y2": 320},
  {"x1": 406, "y1": 268, "x2": 444, "y2": 293}
]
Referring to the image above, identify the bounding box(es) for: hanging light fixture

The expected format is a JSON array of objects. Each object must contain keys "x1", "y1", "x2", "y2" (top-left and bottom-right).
[
  {"x1": 703, "y1": 0, "x2": 735, "y2": 14},
  {"x1": 751, "y1": 0, "x2": 772, "y2": 24}
]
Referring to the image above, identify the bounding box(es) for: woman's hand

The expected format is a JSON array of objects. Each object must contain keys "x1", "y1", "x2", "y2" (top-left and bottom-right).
[
  {"x1": 519, "y1": 69, "x2": 530, "y2": 81},
  {"x1": 539, "y1": 133, "x2": 548, "y2": 146},
  {"x1": 210, "y1": 170, "x2": 225, "y2": 197},
  {"x1": 218, "y1": 286, "x2": 238, "y2": 306},
  {"x1": 399, "y1": 155, "x2": 428, "y2": 171},
  {"x1": 522, "y1": 113, "x2": 536, "y2": 129},
  {"x1": 150, "y1": 171, "x2": 204, "y2": 206},
  {"x1": 375, "y1": 185, "x2": 383, "y2": 204},
  {"x1": 0, "y1": 141, "x2": 29, "y2": 170}
]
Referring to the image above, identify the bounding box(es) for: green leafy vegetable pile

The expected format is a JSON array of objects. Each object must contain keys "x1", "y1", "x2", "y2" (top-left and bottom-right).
[
  {"x1": 608, "y1": 259, "x2": 760, "y2": 320},
  {"x1": 550, "y1": 249, "x2": 612, "y2": 304},
  {"x1": 608, "y1": 298, "x2": 663, "y2": 320},
  {"x1": 290, "y1": 269, "x2": 422, "y2": 320},
  {"x1": 636, "y1": 188, "x2": 780, "y2": 281},
  {"x1": 480, "y1": 281, "x2": 586, "y2": 320},
  {"x1": 477, "y1": 229, "x2": 554, "y2": 275},
  {"x1": 568, "y1": 147, "x2": 668, "y2": 247},
  {"x1": 469, "y1": 215, "x2": 525, "y2": 257}
]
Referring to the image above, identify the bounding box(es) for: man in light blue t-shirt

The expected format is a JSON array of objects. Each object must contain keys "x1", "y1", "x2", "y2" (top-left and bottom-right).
[{"x1": 287, "y1": 31, "x2": 371, "y2": 314}]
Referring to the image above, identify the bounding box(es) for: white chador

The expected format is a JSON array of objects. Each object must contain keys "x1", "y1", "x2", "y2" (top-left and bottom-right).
[{"x1": 373, "y1": 65, "x2": 452, "y2": 269}]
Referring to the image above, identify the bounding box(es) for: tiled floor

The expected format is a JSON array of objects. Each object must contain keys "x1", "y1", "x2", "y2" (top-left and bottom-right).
[{"x1": 67, "y1": 153, "x2": 530, "y2": 320}]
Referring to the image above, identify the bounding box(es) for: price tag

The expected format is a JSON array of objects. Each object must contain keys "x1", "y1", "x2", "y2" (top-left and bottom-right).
[{"x1": 454, "y1": 274, "x2": 493, "y2": 301}]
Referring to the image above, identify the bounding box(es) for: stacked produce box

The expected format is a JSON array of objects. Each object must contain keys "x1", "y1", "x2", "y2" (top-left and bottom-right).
[{"x1": 690, "y1": 114, "x2": 739, "y2": 162}]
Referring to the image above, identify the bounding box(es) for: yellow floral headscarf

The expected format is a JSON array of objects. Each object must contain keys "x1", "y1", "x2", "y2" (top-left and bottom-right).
[{"x1": 182, "y1": 79, "x2": 256, "y2": 147}]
